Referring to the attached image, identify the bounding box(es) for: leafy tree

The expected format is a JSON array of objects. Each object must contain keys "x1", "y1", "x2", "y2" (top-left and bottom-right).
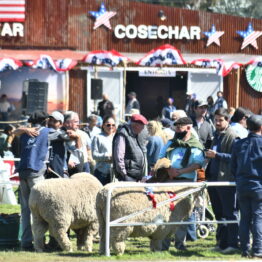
[{"x1": 132, "y1": 0, "x2": 262, "y2": 18}]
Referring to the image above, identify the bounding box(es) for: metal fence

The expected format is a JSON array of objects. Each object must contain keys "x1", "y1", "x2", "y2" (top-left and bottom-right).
[{"x1": 104, "y1": 181, "x2": 237, "y2": 256}]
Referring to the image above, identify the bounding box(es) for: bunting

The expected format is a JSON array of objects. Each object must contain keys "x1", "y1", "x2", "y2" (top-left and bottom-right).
[
  {"x1": 0, "y1": 58, "x2": 22, "y2": 72},
  {"x1": 24, "y1": 55, "x2": 77, "y2": 72},
  {"x1": 191, "y1": 59, "x2": 223, "y2": 75},
  {"x1": 82, "y1": 50, "x2": 129, "y2": 67},
  {"x1": 137, "y1": 44, "x2": 186, "y2": 66}
]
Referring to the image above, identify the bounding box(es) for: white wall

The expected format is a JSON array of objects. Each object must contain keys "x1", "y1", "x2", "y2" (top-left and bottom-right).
[
  {"x1": 87, "y1": 70, "x2": 123, "y2": 121},
  {"x1": 187, "y1": 72, "x2": 223, "y2": 101}
]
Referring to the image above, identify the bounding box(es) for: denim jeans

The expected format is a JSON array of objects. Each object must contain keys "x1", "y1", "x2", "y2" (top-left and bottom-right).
[
  {"x1": 94, "y1": 169, "x2": 111, "y2": 186},
  {"x1": 238, "y1": 190, "x2": 262, "y2": 254},
  {"x1": 19, "y1": 173, "x2": 45, "y2": 248},
  {"x1": 175, "y1": 212, "x2": 197, "y2": 245},
  {"x1": 208, "y1": 186, "x2": 239, "y2": 249}
]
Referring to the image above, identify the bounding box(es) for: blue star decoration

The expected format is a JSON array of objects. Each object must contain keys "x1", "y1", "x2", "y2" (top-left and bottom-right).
[
  {"x1": 237, "y1": 22, "x2": 262, "y2": 50},
  {"x1": 203, "y1": 25, "x2": 224, "y2": 47},
  {"x1": 89, "y1": 3, "x2": 116, "y2": 30}
]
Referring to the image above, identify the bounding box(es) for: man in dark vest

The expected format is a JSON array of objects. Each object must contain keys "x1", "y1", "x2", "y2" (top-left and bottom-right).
[{"x1": 113, "y1": 114, "x2": 148, "y2": 181}]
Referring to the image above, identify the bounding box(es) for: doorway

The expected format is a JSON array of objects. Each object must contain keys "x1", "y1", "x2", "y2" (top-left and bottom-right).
[{"x1": 126, "y1": 71, "x2": 188, "y2": 120}]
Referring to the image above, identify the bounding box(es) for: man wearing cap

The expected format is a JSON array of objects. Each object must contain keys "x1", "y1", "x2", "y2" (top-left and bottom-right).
[
  {"x1": 159, "y1": 116, "x2": 205, "y2": 251},
  {"x1": 231, "y1": 115, "x2": 262, "y2": 258},
  {"x1": 125, "y1": 91, "x2": 140, "y2": 115},
  {"x1": 46, "y1": 111, "x2": 82, "y2": 179},
  {"x1": 192, "y1": 100, "x2": 213, "y2": 149},
  {"x1": 112, "y1": 114, "x2": 148, "y2": 181}
]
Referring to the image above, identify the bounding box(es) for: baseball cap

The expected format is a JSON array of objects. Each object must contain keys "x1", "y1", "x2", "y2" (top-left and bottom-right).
[
  {"x1": 130, "y1": 114, "x2": 148, "y2": 125},
  {"x1": 49, "y1": 111, "x2": 64, "y2": 123},
  {"x1": 194, "y1": 100, "x2": 208, "y2": 108},
  {"x1": 173, "y1": 117, "x2": 193, "y2": 126}
]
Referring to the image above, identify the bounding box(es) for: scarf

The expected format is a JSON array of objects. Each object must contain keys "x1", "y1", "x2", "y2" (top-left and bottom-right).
[{"x1": 165, "y1": 135, "x2": 204, "y2": 168}]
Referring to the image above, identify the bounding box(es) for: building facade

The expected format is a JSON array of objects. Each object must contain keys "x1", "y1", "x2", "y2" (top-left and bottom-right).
[{"x1": 0, "y1": 0, "x2": 261, "y2": 120}]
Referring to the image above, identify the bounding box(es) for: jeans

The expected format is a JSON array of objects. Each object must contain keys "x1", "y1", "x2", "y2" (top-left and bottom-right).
[
  {"x1": 208, "y1": 186, "x2": 239, "y2": 249},
  {"x1": 175, "y1": 213, "x2": 197, "y2": 245},
  {"x1": 94, "y1": 169, "x2": 111, "y2": 186},
  {"x1": 19, "y1": 173, "x2": 45, "y2": 248},
  {"x1": 238, "y1": 190, "x2": 262, "y2": 254}
]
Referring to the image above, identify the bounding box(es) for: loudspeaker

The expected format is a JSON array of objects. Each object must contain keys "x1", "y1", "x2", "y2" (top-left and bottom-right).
[
  {"x1": 22, "y1": 80, "x2": 48, "y2": 114},
  {"x1": 91, "y1": 79, "x2": 103, "y2": 100}
]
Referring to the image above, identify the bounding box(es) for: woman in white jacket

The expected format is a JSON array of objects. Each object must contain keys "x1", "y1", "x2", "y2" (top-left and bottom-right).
[{"x1": 91, "y1": 115, "x2": 116, "y2": 185}]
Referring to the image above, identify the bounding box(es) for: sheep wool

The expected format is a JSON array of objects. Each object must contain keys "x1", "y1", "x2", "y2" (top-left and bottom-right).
[
  {"x1": 96, "y1": 182, "x2": 203, "y2": 255},
  {"x1": 29, "y1": 173, "x2": 103, "y2": 252}
]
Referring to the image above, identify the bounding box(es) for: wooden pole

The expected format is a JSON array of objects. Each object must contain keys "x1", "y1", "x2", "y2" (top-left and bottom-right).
[{"x1": 235, "y1": 67, "x2": 240, "y2": 108}]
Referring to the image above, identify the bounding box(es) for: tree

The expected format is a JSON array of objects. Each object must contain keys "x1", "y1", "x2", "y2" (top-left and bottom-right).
[{"x1": 132, "y1": 0, "x2": 262, "y2": 18}]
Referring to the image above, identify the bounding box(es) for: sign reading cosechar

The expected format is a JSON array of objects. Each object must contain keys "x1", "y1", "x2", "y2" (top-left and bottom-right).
[{"x1": 114, "y1": 24, "x2": 201, "y2": 40}]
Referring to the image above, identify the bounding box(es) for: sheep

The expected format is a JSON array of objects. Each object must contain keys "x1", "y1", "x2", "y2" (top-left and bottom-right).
[
  {"x1": 29, "y1": 172, "x2": 103, "y2": 252},
  {"x1": 96, "y1": 182, "x2": 203, "y2": 255}
]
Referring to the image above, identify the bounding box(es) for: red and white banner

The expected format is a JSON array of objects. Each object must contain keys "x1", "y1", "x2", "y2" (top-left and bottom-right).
[
  {"x1": 24, "y1": 55, "x2": 77, "y2": 72},
  {"x1": 0, "y1": 0, "x2": 25, "y2": 22},
  {"x1": 221, "y1": 62, "x2": 242, "y2": 77},
  {"x1": 0, "y1": 57, "x2": 22, "y2": 71},
  {"x1": 191, "y1": 58, "x2": 224, "y2": 75},
  {"x1": 137, "y1": 44, "x2": 186, "y2": 66},
  {"x1": 82, "y1": 50, "x2": 129, "y2": 67},
  {"x1": 245, "y1": 56, "x2": 262, "y2": 67}
]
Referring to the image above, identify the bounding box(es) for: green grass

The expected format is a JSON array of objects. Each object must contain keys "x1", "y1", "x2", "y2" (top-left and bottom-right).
[
  {"x1": 0, "y1": 233, "x2": 246, "y2": 262},
  {"x1": 0, "y1": 188, "x2": 245, "y2": 261}
]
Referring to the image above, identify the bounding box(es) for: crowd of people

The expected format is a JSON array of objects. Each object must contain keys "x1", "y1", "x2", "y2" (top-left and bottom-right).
[{"x1": 0, "y1": 90, "x2": 261, "y2": 258}]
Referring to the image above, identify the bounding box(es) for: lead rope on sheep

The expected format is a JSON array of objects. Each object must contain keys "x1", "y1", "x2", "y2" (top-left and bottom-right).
[{"x1": 111, "y1": 183, "x2": 207, "y2": 225}]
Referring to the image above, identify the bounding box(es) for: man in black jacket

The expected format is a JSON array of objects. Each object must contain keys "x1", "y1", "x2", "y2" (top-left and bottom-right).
[
  {"x1": 231, "y1": 115, "x2": 262, "y2": 258},
  {"x1": 97, "y1": 93, "x2": 114, "y2": 118}
]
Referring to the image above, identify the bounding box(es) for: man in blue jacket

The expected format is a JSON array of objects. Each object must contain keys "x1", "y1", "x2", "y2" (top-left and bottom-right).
[
  {"x1": 15, "y1": 111, "x2": 49, "y2": 251},
  {"x1": 231, "y1": 114, "x2": 262, "y2": 258}
]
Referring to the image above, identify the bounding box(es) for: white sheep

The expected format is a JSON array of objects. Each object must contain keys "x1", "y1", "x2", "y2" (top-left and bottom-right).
[
  {"x1": 29, "y1": 173, "x2": 102, "y2": 252},
  {"x1": 96, "y1": 182, "x2": 203, "y2": 255}
]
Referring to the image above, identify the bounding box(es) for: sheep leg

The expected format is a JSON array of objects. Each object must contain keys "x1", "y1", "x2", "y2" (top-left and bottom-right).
[
  {"x1": 150, "y1": 239, "x2": 163, "y2": 251},
  {"x1": 112, "y1": 240, "x2": 126, "y2": 255},
  {"x1": 111, "y1": 228, "x2": 132, "y2": 255},
  {"x1": 31, "y1": 213, "x2": 48, "y2": 252},
  {"x1": 75, "y1": 226, "x2": 94, "y2": 252},
  {"x1": 97, "y1": 208, "x2": 106, "y2": 255},
  {"x1": 49, "y1": 226, "x2": 72, "y2": 252}
]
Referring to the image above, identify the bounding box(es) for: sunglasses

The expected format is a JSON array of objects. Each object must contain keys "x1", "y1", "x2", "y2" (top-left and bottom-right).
[{"x1": 105, "y1": 124, "x2": 115, "y2": 127}]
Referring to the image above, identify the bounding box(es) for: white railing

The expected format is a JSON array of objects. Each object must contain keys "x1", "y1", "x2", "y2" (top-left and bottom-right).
[{"x1": 105, "y1": 181, "x2": 237, "y2": 256}]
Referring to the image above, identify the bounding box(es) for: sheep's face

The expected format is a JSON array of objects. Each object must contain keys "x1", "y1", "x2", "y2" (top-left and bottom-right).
[{"x1": 146, "y1": 158, "x2": 171, "y2": 183}]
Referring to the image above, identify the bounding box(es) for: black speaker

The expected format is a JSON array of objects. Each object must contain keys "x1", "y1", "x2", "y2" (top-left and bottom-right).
[
  {"x1": 91, "y1": 79, "x2": 103, "y2": 100},
  {"x1": 22, "y1": 80, "x2": 48, "y2": 114}
]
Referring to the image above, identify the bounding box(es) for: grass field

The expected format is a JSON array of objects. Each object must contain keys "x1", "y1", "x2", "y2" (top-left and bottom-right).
[
  {"x1": 0, "y1": 203, "x2": 246, "y2": 262},
  {"x1": 0, "y1": 188, "x2": 246, "y2": 261}
]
